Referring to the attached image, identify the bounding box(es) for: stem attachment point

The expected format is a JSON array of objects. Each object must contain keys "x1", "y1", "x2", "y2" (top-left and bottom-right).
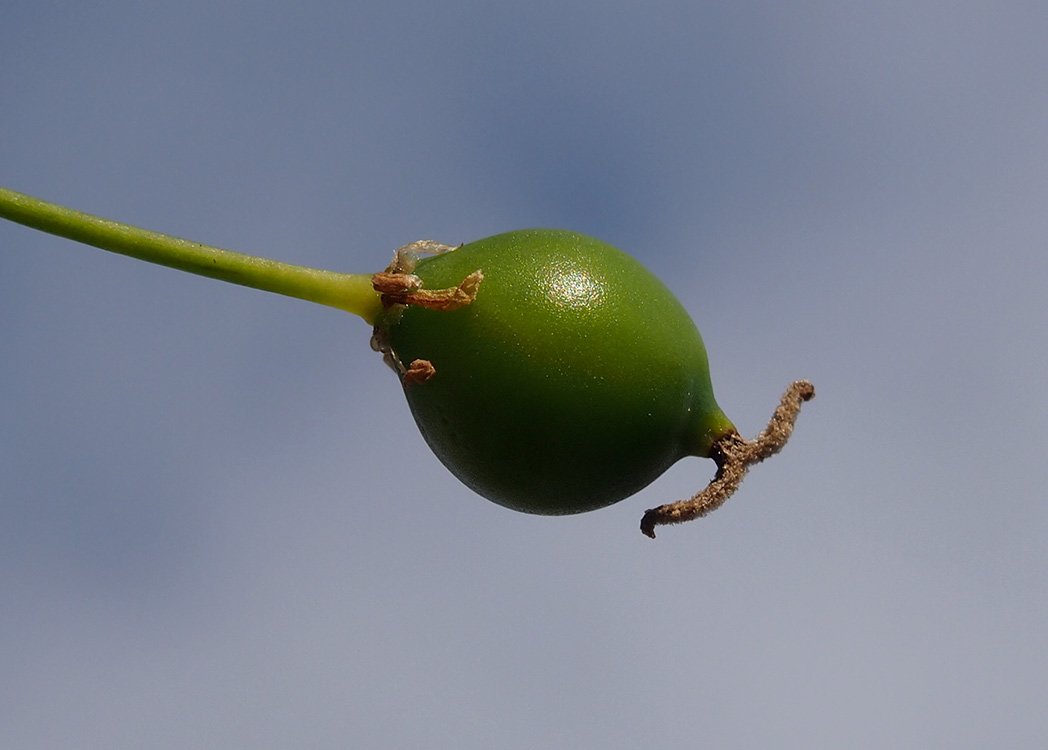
[
  {"x1": 369, "y1": 239, "x2": 484, "y2": 379},
  {"x1": 371, "y1": 239, "x2": 483, "y2": 312}
]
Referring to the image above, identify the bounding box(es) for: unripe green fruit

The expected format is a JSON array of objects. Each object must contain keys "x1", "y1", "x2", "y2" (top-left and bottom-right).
[
  {"x1": 376, "y1": 229, "x2": 737, "y2": 515},
  {"x1": 2, "y1": 187, "x2": 811, "y2": 536}
]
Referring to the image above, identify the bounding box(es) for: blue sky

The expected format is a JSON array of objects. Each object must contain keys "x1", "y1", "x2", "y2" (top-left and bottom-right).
[{"x1": 3, "y1": 2, "x2": 1047, "y2": 747}]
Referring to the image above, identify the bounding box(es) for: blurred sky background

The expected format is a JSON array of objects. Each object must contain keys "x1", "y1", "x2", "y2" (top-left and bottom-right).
[{"x1": 3, "y1": 2, "x2": 1047, "y2": 748}]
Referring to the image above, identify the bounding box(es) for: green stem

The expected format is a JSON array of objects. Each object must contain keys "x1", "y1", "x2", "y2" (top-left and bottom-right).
[{"x1": 0, "y1": 186, "x2": 384, "y2": 324}]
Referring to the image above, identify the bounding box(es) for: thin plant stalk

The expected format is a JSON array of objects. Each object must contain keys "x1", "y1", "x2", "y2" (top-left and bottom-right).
[{"x1": 0, "y1": 186, "x2": 383, "y2": 324}]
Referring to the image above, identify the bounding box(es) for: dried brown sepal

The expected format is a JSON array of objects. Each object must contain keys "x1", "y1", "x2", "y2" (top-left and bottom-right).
[
  {"x1": 372, "y1": 271, "x2": 422, "y2": 296},
  {"x1": 640, "y1": 380, "x2": 815, "y2": 539},
  {"x1": 403, "y1": 358, "x2": 437, "y2": 385},
  {"x1": 372, "y1": 269, "x2": 484, "y2": 312}
]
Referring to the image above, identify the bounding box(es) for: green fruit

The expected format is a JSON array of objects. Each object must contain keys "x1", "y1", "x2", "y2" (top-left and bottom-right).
[
  {"x1": 2, "y1": 187, "x2": 811, "y2": 536},
  {"x1": 375, "y1": 229, "x2": 736, "y2": 515}
]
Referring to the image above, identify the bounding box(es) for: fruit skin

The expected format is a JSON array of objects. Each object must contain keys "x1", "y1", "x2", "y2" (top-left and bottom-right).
[{"x1": 377, "y1": 229, "x2": 735, "y2": 515}]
